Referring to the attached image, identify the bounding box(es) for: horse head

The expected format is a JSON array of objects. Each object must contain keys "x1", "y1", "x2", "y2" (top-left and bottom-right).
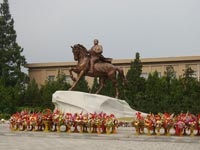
[
  {"x1": 71, "y1": 44, "x2": 88, "y2": 61},
  {"x1": 71, "y1": 44, "x2": 79, "y2": 61}
]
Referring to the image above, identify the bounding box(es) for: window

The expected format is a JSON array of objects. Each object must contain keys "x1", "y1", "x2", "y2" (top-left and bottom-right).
[
  {"x1": 141, "y1": 73, "x2": 148, "y2": 79},
  {"x1": 173, "y1": 72, "x2": 177, "y2": 78},
  {"x1": 157, "y1": 72, "x2": 161, "y2": 78},
  {"x1": 48, "y1": 75, "x2": 55, "y2": 81},
  {"x1": 192, "y1": 71, "x2": 197, "y2": 78},
  {"x1": 65, "y1": 75, "x2": 72, "y2": 83}
]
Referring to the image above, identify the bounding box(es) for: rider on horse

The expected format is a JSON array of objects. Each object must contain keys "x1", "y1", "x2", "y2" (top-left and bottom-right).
[
  {"x1": 70, "y1": 43, "x2": 126, "y2": 98},
  {"x1": 88, "y1": 39, "x2": 112, "y2": 73}
]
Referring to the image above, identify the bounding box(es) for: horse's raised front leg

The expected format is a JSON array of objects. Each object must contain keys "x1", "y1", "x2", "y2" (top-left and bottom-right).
[
  {"x1": 68, "y1": 70, "x2": 85, "y2": 91},
  {"x1": 69, "y1": 68, "x2": 77, "y2": 82}
]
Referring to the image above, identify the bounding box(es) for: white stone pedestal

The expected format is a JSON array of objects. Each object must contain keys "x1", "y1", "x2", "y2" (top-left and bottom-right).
[{"x1": 52, "y1": 91, "x2": 142, "y2": 118}]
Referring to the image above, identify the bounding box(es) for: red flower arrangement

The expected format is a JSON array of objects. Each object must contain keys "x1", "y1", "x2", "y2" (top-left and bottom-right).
[
  {"x1": 132, "y1": 112, "x2": 200, "y2": 136},
  {"x1": 132, "y1": 112, "x2": 144, "y2": 135},
  {"x1": 10, "y1": 109, "x2": 199, "y2": 136},
  {"x1": 10, "y1": 109, "x2": 119, "y2": 134},
  {"x1": 42, "y1": 109, "x2": 52, "y2": 121}
]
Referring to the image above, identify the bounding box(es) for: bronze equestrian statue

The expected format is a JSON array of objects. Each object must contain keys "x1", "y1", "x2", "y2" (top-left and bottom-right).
[{"x1": 69, "y1": 42, "x2": 126, "y2": 98}]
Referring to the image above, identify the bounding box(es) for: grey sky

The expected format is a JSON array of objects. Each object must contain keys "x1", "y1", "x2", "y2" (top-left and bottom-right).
[{"x1": 6, "y1": 0, "x2": 200, "y2": 63}]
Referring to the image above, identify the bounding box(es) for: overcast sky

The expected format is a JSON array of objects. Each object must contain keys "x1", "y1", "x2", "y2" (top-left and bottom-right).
[{"x1": 6, "y1": 0, "x2": 200, "y2": 63}]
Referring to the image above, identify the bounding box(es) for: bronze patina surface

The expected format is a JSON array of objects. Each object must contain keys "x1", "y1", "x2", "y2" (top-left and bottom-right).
[{"x1": 69, "y1": 43, "x2": 126, "y2": 98}]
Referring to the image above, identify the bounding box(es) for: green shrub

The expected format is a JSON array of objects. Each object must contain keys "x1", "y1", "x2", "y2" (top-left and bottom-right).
[
  {"x1": 0, "y1": 114, "x2": 11, "y2": 120},
  {"x1": 16, "y1": 106, "x2": 46, "y2": 113}
]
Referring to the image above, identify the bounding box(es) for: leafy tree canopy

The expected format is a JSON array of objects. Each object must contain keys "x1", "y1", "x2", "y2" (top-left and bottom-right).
[{"x1": 0, "y1": 0, "x2": 26, "y2": 86}]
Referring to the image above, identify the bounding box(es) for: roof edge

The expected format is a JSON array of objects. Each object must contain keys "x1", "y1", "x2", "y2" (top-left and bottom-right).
[{"x1": 25, "y1": 56, "x2": 200, "y2": 68}]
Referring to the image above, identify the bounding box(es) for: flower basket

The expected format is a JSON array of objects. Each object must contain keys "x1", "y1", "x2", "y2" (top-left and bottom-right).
[
  {"x1": 52, "y1": 109, "x2": 65, "y2": 132},
  {"x1": 112, "y1": 119, "x2": 118, "y2": 134},
  {"x1": 105, "y1": 119, "x2": 114, "y2": 134},
  {"x1": 65, "y1": 119, "x2": 73, "y2": 133},
  {"x1": 42, "y1": 109, "x2": 53, "y2": 132}
]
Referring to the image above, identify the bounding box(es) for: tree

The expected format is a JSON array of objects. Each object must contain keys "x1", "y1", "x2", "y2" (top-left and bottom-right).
[
  {"x1": 164, "y1": 65, "x2": 176, "y2": 82},
  {"x1": 91, "y1": 77, "x2": 99, "y2": 93},
  {"x1": 0, "y1": 0, "x2": 26, "y2": 114},
  {"x1": 143, "y1": 71, "x2": 167, "y2": 113},
  {"x1": 23, "y1": 79, "x2": 41, "y2": 107},
  {"x1": 181, "y1": 66, "x2": 196, "y2": 86},
  {"x1": 73, "y1": 77, "x2": 90, "y2": 93},
  {"x1": 179, "y1": 66, "x2": 199, "y2": 113},
  {"x1": 0, "y1": 79, "x2": 16, "y2": 114},
  {"x1": 40, "y1": 72, "x2": 71, "y2": 109},
  {"x1": 99, "y1": 79, "x2": 115, "y2": 97},
  {"x1": 125, "y1": 52, "x2": 145, "y2": 108},
  {"x1": 0, "y1": 0, "x2": 26, "y2": 86}
]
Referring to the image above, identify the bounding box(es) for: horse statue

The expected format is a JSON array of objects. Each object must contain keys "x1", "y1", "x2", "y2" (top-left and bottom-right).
[{"x1": 69, "y1": 44, "x2": 126, "y2": 98}]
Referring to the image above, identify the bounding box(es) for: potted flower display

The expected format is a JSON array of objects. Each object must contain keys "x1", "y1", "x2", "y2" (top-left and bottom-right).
[{"x1": 42, "y1": 109, "x2": 52, "y2": 132}]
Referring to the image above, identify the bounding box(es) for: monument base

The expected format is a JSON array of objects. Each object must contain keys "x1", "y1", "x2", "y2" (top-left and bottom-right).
[{"x1": 52, "y1": 91, "x2": 143, "y2": 118}]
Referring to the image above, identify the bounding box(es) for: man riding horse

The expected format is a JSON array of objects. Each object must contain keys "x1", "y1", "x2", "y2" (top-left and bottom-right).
[
  {"x1": 69, "y1": 42, "x2": 126, "y2": 98},
  {"x1": 89, "y1": 39, "x2": 112, "y2": 73}
]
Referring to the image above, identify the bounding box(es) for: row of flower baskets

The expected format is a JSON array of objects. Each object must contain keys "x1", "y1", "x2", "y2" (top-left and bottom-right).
[
  {"x1": 132, "y1": 112, "x2": 200, "y2": 136},
  {"x1": 10, "y1": 109, "x2": 118, "y2": 134}
]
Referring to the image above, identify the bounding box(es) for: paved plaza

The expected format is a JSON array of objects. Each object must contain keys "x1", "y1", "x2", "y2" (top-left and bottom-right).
[{"x1": 0, "y1": 123, "x2": 199, "y2": 150}]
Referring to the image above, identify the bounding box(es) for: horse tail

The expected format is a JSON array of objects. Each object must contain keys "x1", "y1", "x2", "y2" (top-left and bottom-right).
[{"x1": 116, "y1": 67, "x2": 127, "y2": 86}]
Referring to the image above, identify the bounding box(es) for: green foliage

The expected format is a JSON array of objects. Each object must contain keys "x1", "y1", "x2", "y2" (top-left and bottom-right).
[
  {"x1": 99, "y1": 79, "x2": 115, "y2": 97},
  {"x1": 142, "y1": 72, "x2": 168, "y2": 113},
  {"x1": 40, "y1": 72, "x2": 71, "y2": 109},
  {"x1": 91, "y1": 77, "x2": 124, "y2": 98},
  {"x1": 23, "y1": 79, "x2": 41, "y2": 107},
  {"x1": 0, "y1": 0, "x2": 26, "y2": 87},
  {"x1": 0, "y1": 0, "x2": 27, "y2": 115},
  {"x1": 16, "y1": 106, "x2": 44, "y2": 113},
  {"x1": 0, "y1": 82, "x2": 15, "y2": 114},
  {"x1": 124, "y1": 52, "x2": 146, "y2": 108},
  {"x1": 73, "y1": 77, "x2": 90, "y2": 93},
  {"x1": 0, "y1": 113, "x2": 11, "y2": 120},
  {"x1": 91, "y1": 77, "x2": 99, "y2": 93},
  {"x1": 178, "y1": 67, "x2": 200, "y2": 114},
  {"x1": 117, "y1": 75, "x2": 126, "y2": 100},
  {"x1": 164, "y1": 65, "x2": 176, "y2": 83},
  {"x1": 89, "y1": 53, "x2": 199, "y2": 115},
  {"x1": 7, "y1": 71, "x2": 71, "y2": 113},
  {"x1": 107, "y1": 53, "x2": 200, "y2": 115},
  {"x1": 127, "y1": 52, "x2": 142, "y2": 78},
  {"x1": 134, "y1": 67, "x2": 200, "y2": 114}
]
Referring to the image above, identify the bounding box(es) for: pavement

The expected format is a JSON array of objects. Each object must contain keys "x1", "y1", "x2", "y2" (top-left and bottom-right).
[{"x1": 0, "y1": 123, "x2": 199, "y2": 150}]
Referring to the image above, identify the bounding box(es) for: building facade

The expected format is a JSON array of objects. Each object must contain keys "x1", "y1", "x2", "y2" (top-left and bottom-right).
[{"x1": 25, "y1": 56, "x2": 200, "y2": 87}]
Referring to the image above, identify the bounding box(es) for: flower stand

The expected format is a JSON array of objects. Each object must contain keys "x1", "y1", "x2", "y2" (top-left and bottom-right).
[
  {"x1": 97, "y1": 125, "x2": 101, "y2": 134},
  {"x1": 82, "y1": 124, "x2": 88, "y2": 133},
  {"x1": 56, "y1": 124, "x2": 61, "y2": 132},
  {"x1": 88, "y1": 126, "x2": 92, "y2": 133},
  {"x1": 73, "y1": 123, "x2": 79, "y2": 133},
  {"x1": 43, "y1": 120, "x2": 51, "y2": 132},
  {"x1": 135, "y1": 127, "x2": 140, "y2": 135},
  {"x1": 106, "y1": 126, "x2": 111, "y2": 134},
  {"x1": 156, "y1": 127, "x2": 161, "y2": 136},
  {"x1": 164, "y1": 128, "x2": 171, "y2": 136},
  {"x1": 79, "y1": 125, "x2": 83, "y2": 133},
  {"x1": 190, "y1": 127, "x2": 195, "y2": 137},
  {"x1": 112, "y1": 125, "x2": 117, "y2": 134},
  {"x1": 66, "y1": 124, "x2": 71, "y2": 133}
]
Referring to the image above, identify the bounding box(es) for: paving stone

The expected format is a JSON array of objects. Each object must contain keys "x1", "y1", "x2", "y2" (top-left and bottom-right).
[{"x1": 0, "y1": 123, "x2": 199, "y2": 150}]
